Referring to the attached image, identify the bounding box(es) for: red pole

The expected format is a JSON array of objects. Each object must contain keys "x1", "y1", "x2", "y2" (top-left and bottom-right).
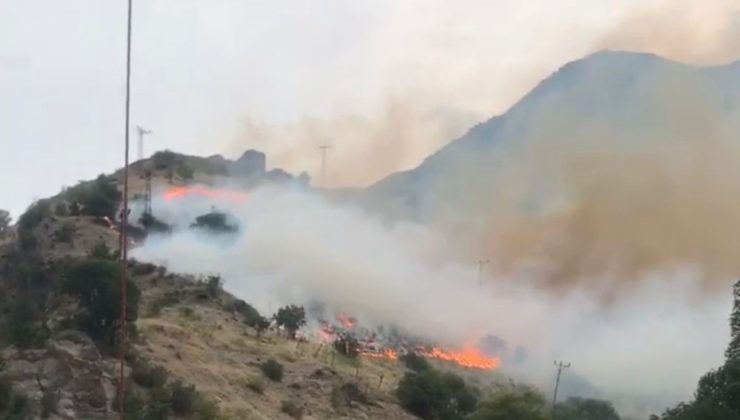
[{"x1": 118, "y1": 0, "x2": 133, "y2": 418}]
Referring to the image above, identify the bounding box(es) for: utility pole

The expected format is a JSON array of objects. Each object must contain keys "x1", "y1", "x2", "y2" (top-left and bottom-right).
[
  {"x1": 552, "y1": 360, "x2": 571, "y2": 407},
  {"x1": 319, "y1": 144, "x2": 332, "y2": 188},
  {"x1": 476, "y1": 259, "x2": 489, "y2": 287},
  {"x1": 137, "y1": 125, "x2": 152, "y2": 161}
]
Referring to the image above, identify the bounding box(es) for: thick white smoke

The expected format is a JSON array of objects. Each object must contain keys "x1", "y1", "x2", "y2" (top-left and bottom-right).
[{"x1": 131, "y1": 185, "x2": 730, "y2": 417}]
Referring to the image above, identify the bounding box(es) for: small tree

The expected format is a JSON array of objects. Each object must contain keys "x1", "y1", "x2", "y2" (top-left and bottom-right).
[
  {"x1": 726, "y1": 279, "x2": 740, "y2": 361},
  {"x1": 396, "y1": 369, "x2": 477, "y2": 420},
  {"x1": 206, "y1": 275, "x2": 222, "y2": 298},
  {"x1": 63, "y1": 258, "x2": 140, "y2": 343},
  {"x1": 0, "y1": 210, "x2": 10, "y2": 239},
  {"x1": 468, "y1": 386, "x2": 549, "y2": 420},
  {"x1": 274, "y1": 305, "x2": 306, "y2": 339},
  {"x1": 254, "y1": 316, "x2": 271, "y2": 337},
  {"x1": 554, "y1": 397, "x2": 621, "y2": 420}
]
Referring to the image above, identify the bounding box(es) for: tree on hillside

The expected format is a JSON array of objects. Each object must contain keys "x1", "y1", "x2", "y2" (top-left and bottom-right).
[
  {"x1": 396, "y1": 369, "x2": 478, "y2": 420},
  {"x1": 468, "y1": 386, "x2": 549, "y2": 420},
  {"x1": 726, "y1": 279, "x2": 740, "y2": 361},
  {"x1": 0, "y1": 210, "x2": 10, "y2": 239},
  {"x1": 554, "y1": 397, "x2": 621, "y2": 420},
  {"x1": 63, "y1": 258, "x2": 140, "y2": 344},
  {"x1": 274, "y1": 305, "x2": 306, "y2": 339},
  {"x1": 78, "y1": 175, "x2": 119, "y2": 218},
  {"x1": 660, "y1": 280, "x2": 740, "y2": 419}
]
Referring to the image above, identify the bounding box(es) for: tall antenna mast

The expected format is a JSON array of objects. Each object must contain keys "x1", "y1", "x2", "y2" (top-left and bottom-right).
[
  {"x1": 137, "y1": 125, "x2": 152, "y2": 161},
  {"x1": 319, "y1": 144, "x2": 333, "y2": 188}
]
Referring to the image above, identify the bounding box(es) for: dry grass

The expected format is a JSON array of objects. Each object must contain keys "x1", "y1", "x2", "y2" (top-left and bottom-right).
[{"x1": 134, "y1": 297, "x2": 416, "y2": 420}]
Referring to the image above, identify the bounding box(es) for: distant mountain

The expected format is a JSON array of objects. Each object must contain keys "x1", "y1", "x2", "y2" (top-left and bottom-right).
[{"x1": 364, "y1": 51, "x2": 740, "y2": 222}]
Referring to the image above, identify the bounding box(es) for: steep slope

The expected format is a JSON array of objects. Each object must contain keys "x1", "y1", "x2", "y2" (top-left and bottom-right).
[{"x1": 365, "y1": 50, "x2": 740, "y2": 223}]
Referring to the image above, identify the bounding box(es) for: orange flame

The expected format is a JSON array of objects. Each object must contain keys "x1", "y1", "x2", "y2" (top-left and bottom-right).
[
  {"x1": 163, "y1": 186, "x2": 248, "y2": 203},
  {"x1": 361, "y1": 349, "x2": 399, "y2": 361},
  {"x1": 336, "y1": 314, "x2": 357, "y2": 329},
  {"x1": 419, "y1": 347, "x2": 500, "y2": 370}
]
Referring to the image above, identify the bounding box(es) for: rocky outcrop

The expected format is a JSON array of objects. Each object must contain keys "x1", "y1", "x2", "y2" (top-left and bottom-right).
[{"x1": 2, "y1": 331, "x2": 122, "y2": 420}]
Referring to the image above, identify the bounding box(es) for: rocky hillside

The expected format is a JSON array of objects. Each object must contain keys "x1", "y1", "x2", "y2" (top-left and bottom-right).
[{"x1": 363, "y1": 51, "x2": 740, "y2": 222}]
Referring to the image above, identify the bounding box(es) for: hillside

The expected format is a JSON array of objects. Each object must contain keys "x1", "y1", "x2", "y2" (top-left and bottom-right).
[
  {"x1": 364, "y1": 50, "x2": 740, "y2": 223},
  {"x1": 0, "y1": 154, "x2": 509, "y2": 420}
]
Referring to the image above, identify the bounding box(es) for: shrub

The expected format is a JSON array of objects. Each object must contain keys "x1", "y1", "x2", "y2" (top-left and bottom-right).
[
  {"x1": 63, "y1": 258, "x2": 140, "y2": 343},
  {"x1": 18, "y1": 200, "x2": 51, "y2": 232},
  {"x1": 131, "y1": 360, "x2": 169, "y2": 389},
  {"x1": 89, "y1": 241, "x2": 114, "y2": 260},
  {"x1": 54, "y1": 222, "x2": 76, "y2": 243},
  {"x1": 260, "y1": 359, "x2": 284, "y2": 382},
  {"x1": 195, "y1": 396, "x2": 222, "y2": 420},
  {"x1": 146, "y1": 385, "x2": 172, "y2": 420},
  {"x1": 245, "y1": 376, "x2": 265, "y2": 394},
  {"x1": 75, "y1": 175, "x2": 120, "y2": 218},
  {"x1": 469, "y1": 386, "x2": 548, "y2": 420},
  {"x1": 9, "y1": 295, "x2": 47, "y2": 348},
  {"x1": 176, "y1": 163, "x2": 194, "y2": 180},
  {"x1": 191, "y1": 212, "x2": 238, "y2": 233},
  {"x1": 401, "y1": 352, "x2": 431, "y2": 372},
  {"x1": 396, "y1": 369, "x2": 478, "y2": 420},
  {"x1": 281, "y1": 400, "x2": 303, "y2": 419},
  {"x1": 169, "y1": 380, "x2": 197, "y2": 416},
  {"x1": 152, "y1": 150, "x2": 176, "y2": 170},
  {"x1": 229, "y1": 300, "x2": 261, "y2": 325},
  {"x1": 554, "y1": 397, "x2": 621, "y2": 420},
  {"x1": 333, "y1": 333, "x2": 360, "y2": 358},
  {"x1": 54, "y1": 202, "x2": 69, "y2": 217},
  {"x1": 254, "y1": 316, "x2": 271, "y2": 336},
  {"x1": 206, "y1": 275, "x2": 222, "y2": 298},
  {"x1": 274, "y1": 305, "x2": 306, "y2": 339}
]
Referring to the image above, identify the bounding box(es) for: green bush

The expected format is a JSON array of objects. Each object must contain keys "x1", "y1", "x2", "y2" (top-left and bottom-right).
[
  {"x1": 468, "y1": 386, "x2": 549, "y2": 420},
  {"x1": 554, "y1": 397, "x2": 621, "y2": 420},
  {"x1": 89, "y1": 241, "x2": 114, "y2": 260},
  {"x1": 131, "y1": 360, "x2": 169, "y2": 389},
  {"x1": 18, "y1": 200, "x2": 51, "y2": 232},
  {"x1": 401, "y1": 352, "x2": 431, "y2": 373},
  {"x1": 63, "y1": 258, "x2": 140, "y2": 343},
  {"x1": 152, "y1": 150, "x2": 176, "y2": 170},
  {"x1": 274, "y1": 305, "x2": 306, "y2": 339},
  {"x1": 281, "y1": 400, "x2": 303, "y2": 419},
  {"x1": 9, "y1": 295, "x2": 47, "y2": 348},
  {"x1": 169, "y1": 380, "x2": 197, "y2": 416},
  {"x1": 74, "y1": 175, "x2": 120, "y2": 218},
  {"x1": 396, "y1": 369, "x2": 478, "y2": 420},
  {"x1": 260, "y1": 359, "x2": 284, "y2": 382}
]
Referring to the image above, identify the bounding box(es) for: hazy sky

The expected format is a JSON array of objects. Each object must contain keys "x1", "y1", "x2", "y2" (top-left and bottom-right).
[{"x1": 2, "y1": 0, "x2": 738, "y2": 218}]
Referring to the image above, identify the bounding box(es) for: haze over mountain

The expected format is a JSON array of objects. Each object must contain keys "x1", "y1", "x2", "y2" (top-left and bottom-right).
[{"x1": 364, "y1": 50, "x2": 740, "y2": 294}]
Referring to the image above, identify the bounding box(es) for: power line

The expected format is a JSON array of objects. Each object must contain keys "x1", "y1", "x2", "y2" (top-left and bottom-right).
[
  {"x1": 552, "y1": 360, "x2": 571, "y2": 407},
  {"x1": 118, "y1": 0, "x2": 133, "y2": 418},
  {"x1": 319, "y1": 144, "x2": 332, "y2": 188}
]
